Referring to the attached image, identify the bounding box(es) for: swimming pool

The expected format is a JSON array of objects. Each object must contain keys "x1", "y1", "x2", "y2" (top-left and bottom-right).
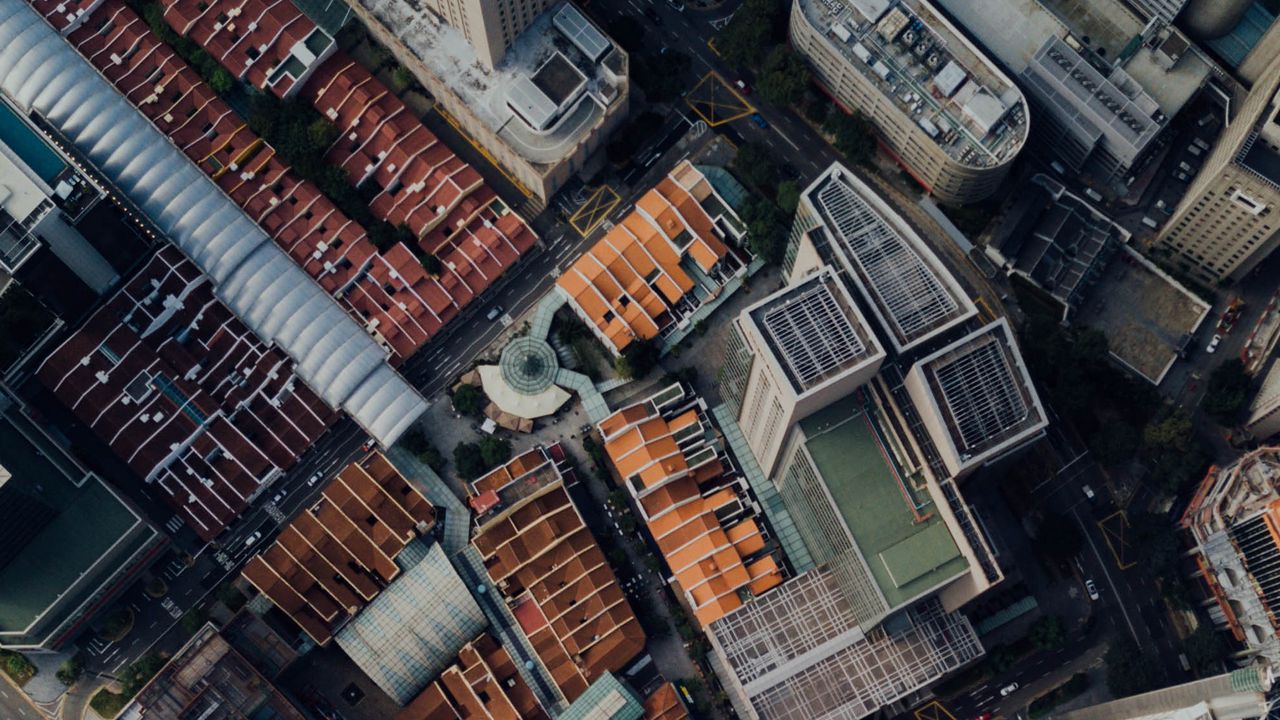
[{"x1": 0, "y1": 100, "x2": 68, "y2": 185}]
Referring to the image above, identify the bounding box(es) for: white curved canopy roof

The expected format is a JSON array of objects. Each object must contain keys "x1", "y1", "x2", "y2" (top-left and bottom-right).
[{"x1": 0, "y1": 1, "x2": 427, "y2": 446}]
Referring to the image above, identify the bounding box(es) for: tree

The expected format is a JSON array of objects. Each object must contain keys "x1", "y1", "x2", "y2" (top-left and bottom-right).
[
  {"x1": 1142, "y1": 409, "x2": 1212, "y2": 493},
  {"x1": 216, "y1": 582, "x2": 247, "y2": 612},
  {"x1": 606, "y1": 17, "x2": 645, "y2": 53},
  {"x1": 452, "y1": 383, "x2": 487, "y2": 417},
  {"x1": 478, "y1": 435, "x2": 512, "y2": 468},
  {"x1": 1105, "y1": 638, "x2": 1154, "y2": 697},
  {"x1": 616, "y1": 338, "x2": 660, "y2": 379},
  {"x1": 56, "y1": 655, "x2": 83, "y2": 686},
  {"x1": 390, "y1": 65, "x2": 414, "y2": 92},
  {"x1": 776, "y1": 180, "x2": 800, "y2": 214},
  {"x1": 632, "y1": 51, "x2": 691, "y2": 104},
  {"x1": 1029, "y1": 615, "x2": 1066, "y2": 650},
  {"x1": 208, "y1": 67, "x2": 235, "y2": 95},
  {"x1": 824, "y1": 110, "x2": 877, "y2": 166},
  {"x1": 1037, "y1": 511, "x2": 1083, "y2": 561},
  {"x1": 1183, "y1": 623, "x2": 1225, "y2": 677},
  {"x1": 453, "y1": 442, "x2": 486, "y2": 481},
  {"x1": 741, "y1": 197, "x2": 789, "y2": 264},
  {"x1": 716, "y1": 0, "x2": 786, "y2": 69},
  {"x1": 1128, "y1": 512, "x2": 1180, "y2": 579},
  {"x1": 1202, "y1": 359, "x2": 1251, "y2": 422},
  {"x1": 733, "y1": 142, "x2": 780, "y2": 190},
  {"x1": 757, "y1": 46, "x2": 809, "y2": 106}
]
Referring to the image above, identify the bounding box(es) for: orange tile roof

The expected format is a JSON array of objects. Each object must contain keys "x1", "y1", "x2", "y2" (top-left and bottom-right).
[
  {"x1": 240, "y1": 453, "x2": 434, "y2": 645},
  {"x1": 397, "y1": 633, "x2": 549, "y2": 720},
  {"x1": 556, "y1": 167, "x2": 730, "y2": 354},
  {"x1": 643, "y1": 683, "x2": 689, "y2": 720}
]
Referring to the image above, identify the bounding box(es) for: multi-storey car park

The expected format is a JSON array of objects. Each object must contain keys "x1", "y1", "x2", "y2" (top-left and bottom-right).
[{"x1": 790, "y1": 0, "x2": 1029, "y2": 204}]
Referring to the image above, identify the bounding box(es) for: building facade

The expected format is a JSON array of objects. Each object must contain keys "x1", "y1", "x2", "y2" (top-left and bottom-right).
[
  {"x1": 1056, "y1": 665, "x2": 1273, "y2": 720},
  {"x1": 1156, "y1": 51, "x2": 1280, "y2": 285},
  {"x1": 1183, "y1": 447, "x2": 1280, "y2": 663},
  {"x1": 789, "y1": 0, "x2": 1028, "y2": 204},
  {"x1": 344, "y1": 0, "x2": 628, "y2": 205}
]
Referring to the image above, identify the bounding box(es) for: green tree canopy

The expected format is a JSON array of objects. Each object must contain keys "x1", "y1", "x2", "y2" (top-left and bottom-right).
[
  {"x1": 1029, "y1": 615, "x2": 1066, "y2": 650},
  {"x1": 776, "y1": 180, "x2": 801, "y2": 214},
  {"x1": 757, "y1": 47, "x2": 809, "y2": 106},
  {"x1": 617, "y1": 339, "x2": 660, "y2": 379},
  {"x1": 716, "y1": 0, "x2": 786, "y2": 69},
  {"x1": 823, "y1": 111, "x2": 877, "y2": 166},
  {"x1": 1089, "y1": 420, "x2": 1139, "y2": 467},
  {"x1": 741, "y1": 197, "x2": 790, "y2": 265},
  {"x1": 479, "y1": 435, "x2": 512, "y2": 468},
  {"x1": 1105, "y1": 638, "x2": 1155, "y2": 697},
  {"x1": 453, "y1": 442, "x2": 486, "y2": 481},
  {"x1": 452, "y1": 383, "x2": 487, "y2": 418},
  {"x1": 733, "y1": 142, "x2": 780, "y2": 191},
  {"x1": 1202, "y1": 358, "x2": 1252, "y2": 422}
]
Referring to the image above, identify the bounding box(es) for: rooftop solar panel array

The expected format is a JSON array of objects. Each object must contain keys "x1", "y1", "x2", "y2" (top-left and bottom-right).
[{"x1": 553, "y1": 4, "x2": 610, "y2": 62}]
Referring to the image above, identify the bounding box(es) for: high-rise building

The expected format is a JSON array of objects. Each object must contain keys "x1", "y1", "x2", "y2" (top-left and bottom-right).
[
  {"x1": 342, "y1": 0, "x2": 628, "y2": 204},
  {"x1": 1246, "y1": 361, "x2": 1280, "y2": 442},
  {"x1": 722, "y1": 266, "x2": 886, "y2": 475},
  {"x1": 1155, "y1": 51, "x2": 1280, "y2": 285},
  {"x1": 1131, "y1": 0, "x2": 1191, "y2": 24},
  {"x1": 789, "y1": 0, "x2": 1028, "y2": 204},
  {"x1": 1183, "y1": 447, "x2": 1280, "y2": 663},
  {"x1": 1055, "y1": 664, "x2": 1274, "y2": 720},
  {"x1": 0, "y1": 388, "x2": 165, "y2": 651}
]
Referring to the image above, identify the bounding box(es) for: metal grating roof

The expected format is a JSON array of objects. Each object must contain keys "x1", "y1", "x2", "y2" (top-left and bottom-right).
[
  {"x1": 552, "y1": 4, "x2": 609, "y2": 62},
  {"x1": 930, "y1": 335, "x2": 1028, "y2": 453},
  {"x1": 813, "y1": 173, "x2": 963, "y2": 348},
  {"x1": 761, "y1": 281, "x2": 867, "y2": 391}
]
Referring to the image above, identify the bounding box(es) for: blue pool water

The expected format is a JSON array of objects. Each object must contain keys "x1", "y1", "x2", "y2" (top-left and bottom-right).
[{"x1": 0, "y1": 101, "x2": 67, "y2": 185}]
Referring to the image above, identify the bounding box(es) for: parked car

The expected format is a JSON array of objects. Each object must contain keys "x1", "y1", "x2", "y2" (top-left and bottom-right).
[
  {"x1": 361, "y1": 438, "x2": 376, "y2": 453},
  {"x1": 735, "y1": 79, "x2": 752, "y2": 95},
  {"x1": 1085, "y1": 579, "x2": 1100, "y2": 601},
  {"x1": 750, "y1": 113, "x2": 768, "y2": 129},
  {"x1": 1000, "y1": 682, "x2": 1020, "y2": 697},
  {"x1": 1175, "y1": 171, "x2": 1190, "y2": 182},
  {"x1": 1207, "y1": 334, "x2": 1222, "y2": 354},
  {"x1": 306, "y1": 472, "x2": 322, "y2": 487},
  {"x1": 1082, "y1": 484, "x2": 1095, "y2": 500},
  {"x1": 270, "y1": 488, "x2": 287, "y2": 505},
  {"x1": 485, "y1": 304, "x2": 505, "y2": 322},
  {"x1": 975, "y1": 713, "x2": 993, "y2": 720}
]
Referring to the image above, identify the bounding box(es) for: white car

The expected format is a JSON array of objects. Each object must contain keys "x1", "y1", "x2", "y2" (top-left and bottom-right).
[
  {"x1": 1206, "y1": 334, "x2": 1222, "y2": 354},
  {"x1": 306, "y1": 472, "x2": 322, "y2": 487},
  {"x1": 1000, "y1": 682, "x2": 1020, "y2": 697},
  {"x1": 1086, "y1": 579, "x2": 1100, "y2": 601},
  {"x1": 243, "y1": 530, "x2": 262, "y2": 549}
]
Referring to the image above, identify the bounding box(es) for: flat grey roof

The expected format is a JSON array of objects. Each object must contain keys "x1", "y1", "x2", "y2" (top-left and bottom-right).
[
  {"x1": 553, "y1": 4, "x2": 610, "y2": 63},
  {"x1": 0, "y1": 1, "x2": 427, "y2": 447}
]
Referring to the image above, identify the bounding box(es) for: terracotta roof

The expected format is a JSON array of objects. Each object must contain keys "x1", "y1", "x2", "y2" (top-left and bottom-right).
[
  {"x1": 556, "y1": 164, "x2": 732, "y2": 354},
  {"x1": 241, "y1": 453, "x2": 434, "y2": 644},
  {"x1": 397, "y1": 633, "x2": 549, "y2": 720},
  {"x1": 643, "y1": 683, "x2": 689, "y2": 720},
  {"x1": 599, "y1": 388, "x2": 783, "y2": 627},
  {"x1": 35, "y1": 247, "x2": 336, "y2": 542},
  {"x1": 471, "y1": 457, "x2": 644, "y2": 703}
]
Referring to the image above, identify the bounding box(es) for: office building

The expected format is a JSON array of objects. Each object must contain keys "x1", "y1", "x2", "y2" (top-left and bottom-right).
[
  {"x1": 786, "y1": 164, "x2": 976, "y2": 352},
  {"x1": 1155, "y1": 51, "x2": 1280, "y2": 285},
  {"x1": 904, "y1": 319, "x2": 1047, "y2": 478},
  {"x1": 1132, "y1": 0, "x2": 1190, "y2": 24},
  {"x1": 1246, "y1": 360, "x2": 1280, "y2": 442},
  {"x1": 242, "y1": 452, "x2": 437, "y2": 646},
  {"x1": 2, "y1": 0, "x2": 431, "y2": 444},
  {"x1": 0, "y1": 388, "x2": 165, "y2": 651},
  {"x1": 469, "y1": 448, "x2": 646, "y2": 703},
  {"x1": 789, "y1": 0, "x2": 1028, "y2": 204},
  {"x1": 556, "y1": 161, "x2": 749, "y2": 355},
  {"x1": 1183, "y1": 446, "x2": 1280, "y2": 663},
  {"x1": 934, "y1": 0, "x2": 1212, "y2": 183},
  {"x1": 343, "y1": 0, "x2": 627, "y2": 204},
  {"x1": 397, "y1": 632, "x2": 550, "y2": 720},
  {"x1": 37, "y1": 248, "x2": 339, "y2": 542},
  {"x1": 118, "y1": 623, "x2": 307, "y2": 720},
  {"x1": 722, "y1": 266, "x2": 886, "y2": 475},
  {"x1": 599, "y1": 383, "x2": 786, "y2": 627},
  {"x1": 0, "y1": 98, "x2": 116, "y2": 291},
  {"x1": 1056, "y1": 664, "x2": 1274, "y2": 720}
]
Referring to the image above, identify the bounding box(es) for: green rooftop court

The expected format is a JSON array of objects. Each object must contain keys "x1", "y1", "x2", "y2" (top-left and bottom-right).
[
  {"x1": 0, "y1": 404, "x2": 158, "y2": 646},
  {"x1": 799, "y1": 396, "x2": 969, "y2": 609}
]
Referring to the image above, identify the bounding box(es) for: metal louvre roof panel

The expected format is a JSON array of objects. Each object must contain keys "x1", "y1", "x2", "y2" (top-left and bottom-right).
[
  {"x1": 0, "y1": 1, "x2": 425, "y2": 446},
  {"x1": 553, "y1": 4, "x2": 610, "y2": 62}
]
